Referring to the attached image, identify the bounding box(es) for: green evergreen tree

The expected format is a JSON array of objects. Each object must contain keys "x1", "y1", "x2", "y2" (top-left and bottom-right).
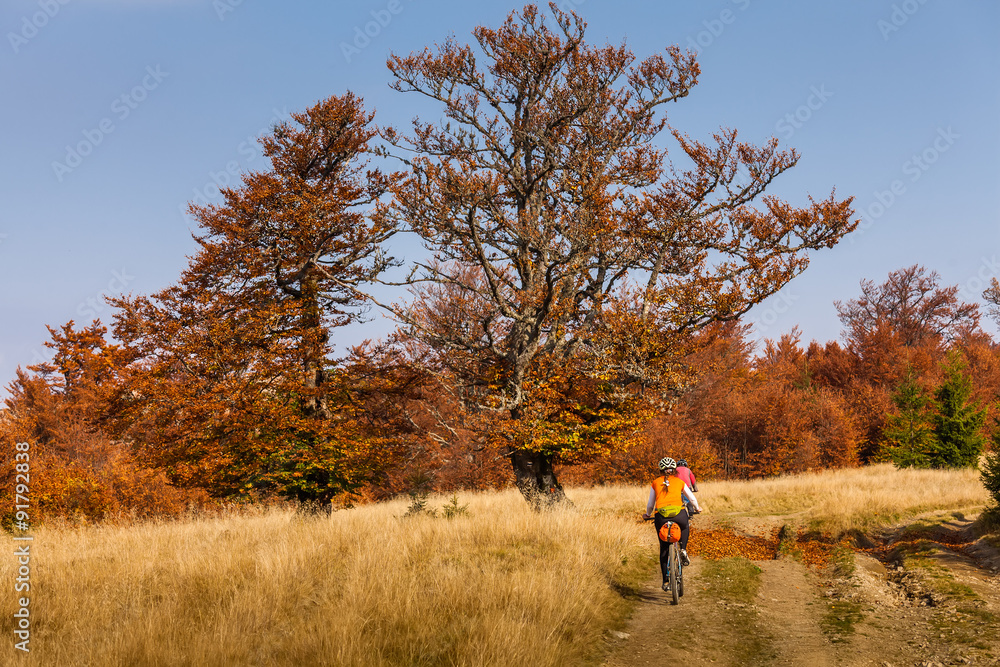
[
  {"x1": 930, "y1": 351, "x2": 986, "y2": 468},
  {"x1": 981, "y1": 424, "x2": 1000, "y2": 508},
  {"x1": 885, "y1": 368, "x2": 936, "y2": 469}
]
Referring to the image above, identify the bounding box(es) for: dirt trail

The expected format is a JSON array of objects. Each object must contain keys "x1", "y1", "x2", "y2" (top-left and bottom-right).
[
  {"x1": 603, "y1": 514, "x2": 1000, "y2": 667},
  {"x1": 603, "y1": 559, "x2": 743, "y2": 667},
  {"x1": 604, "y1": 556, "x2": 844, "y2": 666},
  {"x1": 754, "y1": 559, "x2": 834, "y2": 666}
]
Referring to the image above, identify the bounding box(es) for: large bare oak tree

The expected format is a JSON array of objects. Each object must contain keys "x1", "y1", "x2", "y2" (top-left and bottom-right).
[{"x1": 374, "y1": 4, "x2": 858, "y2": 507}]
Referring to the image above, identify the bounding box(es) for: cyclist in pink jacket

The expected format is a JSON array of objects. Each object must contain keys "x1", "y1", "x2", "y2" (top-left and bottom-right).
[
  {"x1": 675, "y1": 459, "x2": 698, "y2": 493},
  {"x1": 675, "y1": 459, "x2": 699, "y2": 515}
]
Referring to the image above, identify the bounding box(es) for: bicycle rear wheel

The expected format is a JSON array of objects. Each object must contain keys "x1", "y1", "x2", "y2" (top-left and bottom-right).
[{"x1": 668, "y1": 543, "x2": 680, "y2": 605}]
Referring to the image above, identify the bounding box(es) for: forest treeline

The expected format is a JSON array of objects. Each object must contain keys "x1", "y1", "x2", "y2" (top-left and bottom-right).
[
  {"x1": 4, "y1": 263, "x2": 999, "y2": 523},
  {"x1": 563, "y1": 266, "x2": 1000, "y2": 485},
  {"x1": 2, "y1": 5, "x2": 999, "y2": 523}
]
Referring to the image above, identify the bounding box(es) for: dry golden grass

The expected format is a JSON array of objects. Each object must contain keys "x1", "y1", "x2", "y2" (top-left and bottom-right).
[
  {"x1": 0, "y1": 465, "x2": 990, "y2": 666},
  {"x1": 696, "y1": 463, "x2": 991, "y2": 534},
  {"x1": 0, "y1": 488, "x2": 652, "y2": 667}
]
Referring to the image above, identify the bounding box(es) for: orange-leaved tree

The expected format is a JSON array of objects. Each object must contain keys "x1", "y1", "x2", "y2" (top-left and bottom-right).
[
  {"x1": 375, "y1": 4, "x2": 857, "y2": 507},
  {"x1": 835, "y1": 264, "x2": 979, "y2": 350},
  {"x1": 0, "y1": 321, "x2": 208, "y2": 522},
  {"x1": 832, "y1": 265, "x2": 981, "y2": 459},
  {"x1": 985, "y1": 278, "x2": 1000, "y2": 325},
  {"x1": 108, "y1": 94, "x2": 402, "y2": 506}
]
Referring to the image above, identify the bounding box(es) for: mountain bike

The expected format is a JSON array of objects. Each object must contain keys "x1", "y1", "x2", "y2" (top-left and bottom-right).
[{"x1": 644, "y1": 515, "x2": 684, "y2": 605}]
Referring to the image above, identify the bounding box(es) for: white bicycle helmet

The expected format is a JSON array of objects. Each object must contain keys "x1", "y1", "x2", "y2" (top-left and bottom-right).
[{"x1": 658, "y1": 457, "x2": 677, "y2": 472}]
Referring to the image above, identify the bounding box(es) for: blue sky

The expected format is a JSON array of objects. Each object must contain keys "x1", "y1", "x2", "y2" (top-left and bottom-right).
[{"x1": 1, "y1": 0, "x2": 998, "y2": 392}]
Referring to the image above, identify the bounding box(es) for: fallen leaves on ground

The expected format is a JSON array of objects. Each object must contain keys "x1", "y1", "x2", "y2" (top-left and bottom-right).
[
  {"x1": 686, "y1": 526, "x2": 842, "y2": 569},
  {"x1": 686, "y1": 526, "x2": 780, "y2": 561}
]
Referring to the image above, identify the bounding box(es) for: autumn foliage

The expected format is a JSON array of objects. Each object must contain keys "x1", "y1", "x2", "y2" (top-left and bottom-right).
[
  {"x1": 3, "y1": 6, "x2": 1000, "y2": 522},
  {"x1": 4, "y1": 261, "x2": 999, "y2": 522},
  {"x1": 105, "y1": 94, "x2": 406, "y2": 507},
  {"x1": 0, "y1": 322, "x2": 210, "y2": 523},
  {"x1": 378, "y1": 3, "x2": 855, "y2": 506}
]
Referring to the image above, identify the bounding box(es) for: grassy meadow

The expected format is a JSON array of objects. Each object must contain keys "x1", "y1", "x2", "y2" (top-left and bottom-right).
[
  {"x1": 0, "y1": 488, "x2": 653, "y2": 667},
  {"x1": 0, "y1": 464, "x2": 992, "y2": 666},
  {"x1": 696, "y1": 463, "x2": 991, "y2": 534}
]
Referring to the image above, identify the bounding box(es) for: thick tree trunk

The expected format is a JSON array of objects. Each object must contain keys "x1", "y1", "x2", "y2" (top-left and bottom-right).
[
  {"x1": 295, "y1": 498, "x2": 334, "y2": 517},
  {"x1": 510, "y1": 449, "x2": 571, "y2": 511},
  {"x1": 300, "y1": 277, "x2": 331, "y2": 419}
]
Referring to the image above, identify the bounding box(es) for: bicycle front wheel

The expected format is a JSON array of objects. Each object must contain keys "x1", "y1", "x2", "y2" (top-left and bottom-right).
[{"x1": 668, "y1": 543, "x2": 680, "y2": 605}]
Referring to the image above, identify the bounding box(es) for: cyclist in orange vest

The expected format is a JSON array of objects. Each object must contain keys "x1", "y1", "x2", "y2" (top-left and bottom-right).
[{"x1": 642, "y1": 457, "x2": 701, "y2": 590}]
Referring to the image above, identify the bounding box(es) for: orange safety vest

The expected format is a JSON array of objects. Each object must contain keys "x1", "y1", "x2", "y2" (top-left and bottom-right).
[{"x1": 652, "y1": 475, "x2": 686, "y2": 517}]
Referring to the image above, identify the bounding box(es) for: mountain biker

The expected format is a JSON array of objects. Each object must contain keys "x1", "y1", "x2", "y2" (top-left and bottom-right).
[
  {"x1": 642, "y1": 457, "x2": 701, "y2": 589},
  {"x1": 675, "y1": 458, "x2": 698, "y2": 515},
  {"x1": 675, "y1": 459, "x2": 698, "y2": 493}
]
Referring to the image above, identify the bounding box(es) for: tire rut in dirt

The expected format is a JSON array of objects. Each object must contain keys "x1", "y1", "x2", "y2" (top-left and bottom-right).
[
  {"x1": 754, "y1": 559, "x2": 838, "y2": 666},
  {"x1": 604, "y1": 560, "x2": 746, "y2": 667}
]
